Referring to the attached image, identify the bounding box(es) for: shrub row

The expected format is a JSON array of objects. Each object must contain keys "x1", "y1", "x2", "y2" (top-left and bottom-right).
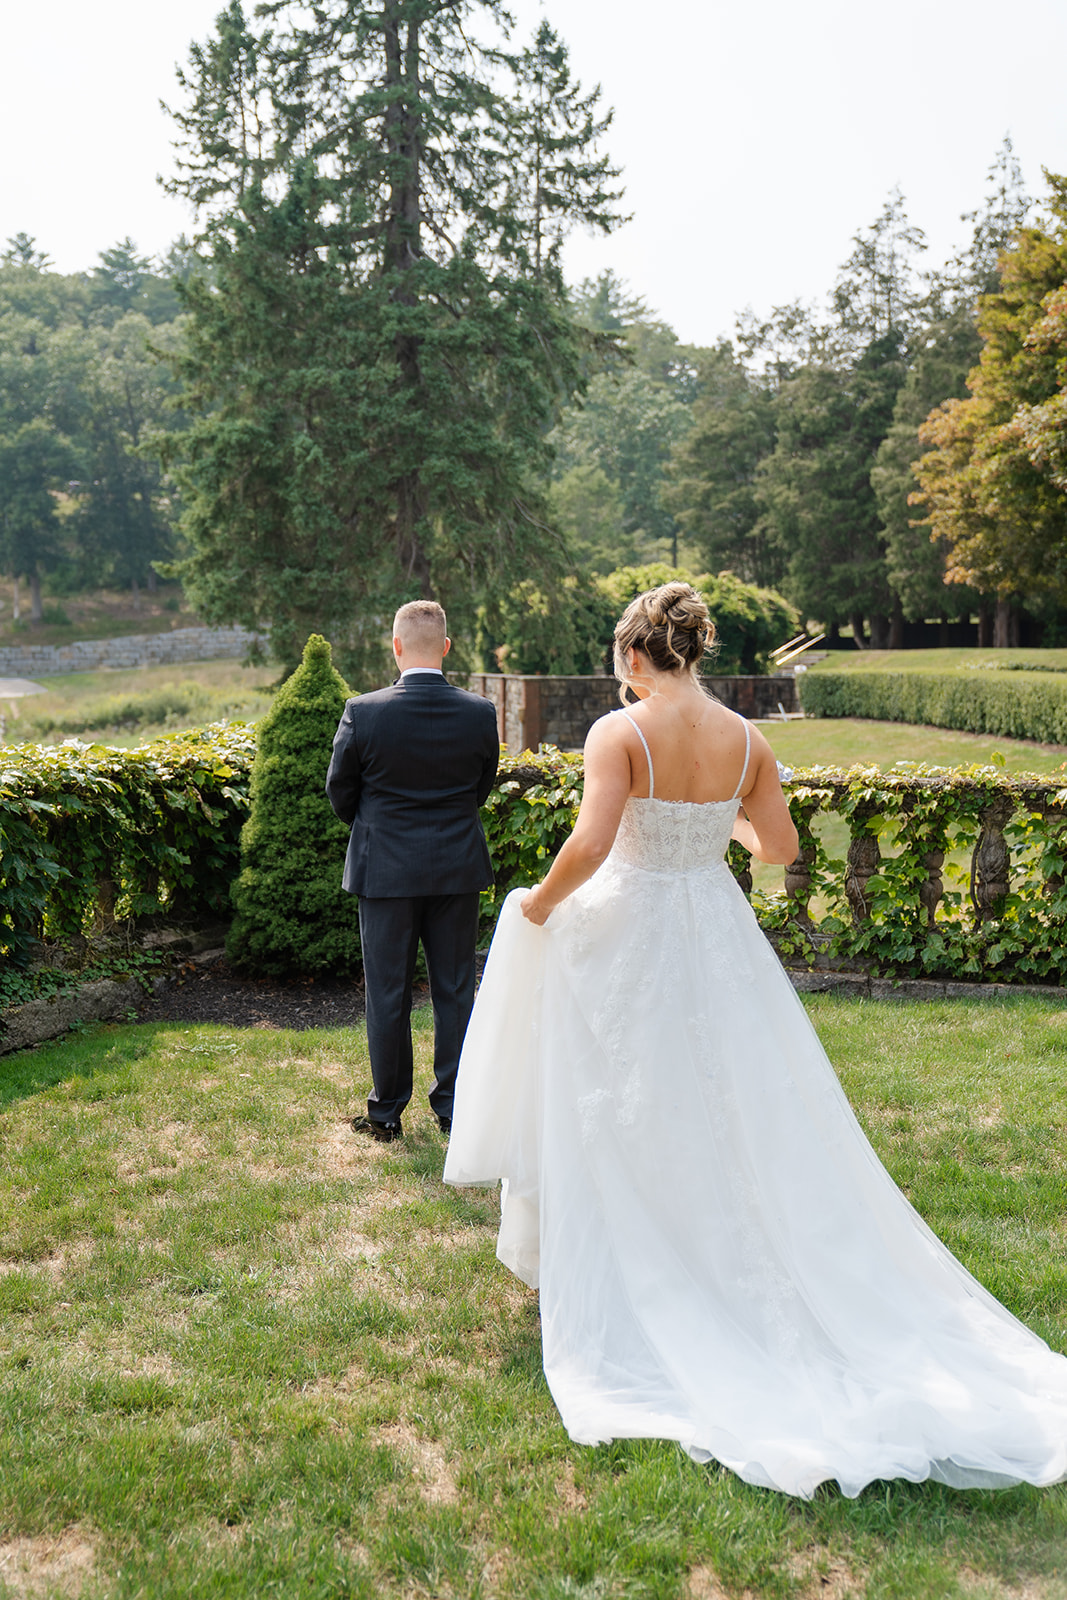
[
  {"x1": 0, "y1": 725, "x2": 258, "y2": 966},
  {"x1": 799, "y1": 670, "x2": 1067, "y2": 744},
  {"x1": 0, "y1": 726, "x2": 579, "y2": 975},
  {"x1": 5, "y1": 722, "x2": 1066, "y2": 989}
]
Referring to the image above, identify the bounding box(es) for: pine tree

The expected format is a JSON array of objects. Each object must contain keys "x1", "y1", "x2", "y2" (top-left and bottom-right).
[
  {"x1": 227, "y1": 634, "x2": 362, "y2": 975},
  {"x1": 160, "y1": 0, "x2": 623, "y2": 686}
]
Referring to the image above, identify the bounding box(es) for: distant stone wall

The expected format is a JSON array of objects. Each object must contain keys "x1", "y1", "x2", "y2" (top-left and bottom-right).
[
  {"x1": 468, "y1": 673, "x2": 799, "y2": 752},
  {"x1": 0, "y1": 625, "x2": 266, "y2": 678}
]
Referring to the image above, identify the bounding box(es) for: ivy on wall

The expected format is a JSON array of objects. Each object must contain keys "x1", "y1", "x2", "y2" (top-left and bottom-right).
[{"x1": 3, "y1": 730, "x2": 1066, "y2": 990}]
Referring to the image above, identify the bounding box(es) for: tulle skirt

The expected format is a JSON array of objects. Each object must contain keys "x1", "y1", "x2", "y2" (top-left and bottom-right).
[{"x1": 444, "y1": 865, "x2": 1067, "y2": 1499}]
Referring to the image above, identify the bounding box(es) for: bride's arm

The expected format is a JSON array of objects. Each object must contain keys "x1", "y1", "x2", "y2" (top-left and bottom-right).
[
  {"x1": 731, "y1": 731, "x2": 799, "y2": 865},
  {"x1": 520, "y1": 716, "x2": 632, "y2": 926}
]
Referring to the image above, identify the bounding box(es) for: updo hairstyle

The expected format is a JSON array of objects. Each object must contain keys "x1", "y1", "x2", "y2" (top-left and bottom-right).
[{"x1": 613, "y1": 582, "x2": 716, "y2": 697}]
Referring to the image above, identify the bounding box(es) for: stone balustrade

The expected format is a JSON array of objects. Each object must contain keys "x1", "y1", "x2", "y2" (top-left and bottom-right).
[{"x1": 735, "y1": 768, "x2": 1067, "y2": 983}]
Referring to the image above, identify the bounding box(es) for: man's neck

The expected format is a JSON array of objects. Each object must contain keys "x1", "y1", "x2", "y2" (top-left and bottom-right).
[{"x1": 398, "y1": 665, "x2": 444, "y2": 678}]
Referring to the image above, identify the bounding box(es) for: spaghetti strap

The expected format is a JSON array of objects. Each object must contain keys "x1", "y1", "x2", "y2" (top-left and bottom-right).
[
  {"x1": 619, "y1": 710, "x2": 654, "y2": 799},
  {"x1": 731, "y1": 718, "x2": 752, "y2": 801}
]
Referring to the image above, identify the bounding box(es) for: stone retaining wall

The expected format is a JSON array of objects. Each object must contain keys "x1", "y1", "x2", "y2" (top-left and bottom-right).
[
  {"x1": 467, "y1": 673, "x2": 799, "y2": 752},
  {"x1": 0, "y1": 625, "x2": 267, "y2": 678}
]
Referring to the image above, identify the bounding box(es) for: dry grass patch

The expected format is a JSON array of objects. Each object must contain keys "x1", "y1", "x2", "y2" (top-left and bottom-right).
[
  {"x1": 787, "y1": 1548, "x2": 864, "y2": 1598},
  {"x1": 683, "y1": 1565, "x2": 737, "y2": 1599},
  {"x1": 373, "y1": 1421, "x2": 459, "y2": 1505},
  {"x1": 0, "y1": 1240, "x2": 92, "y2": 1279},
  {"x1": 0, "y1": 1527, "x2": 98, "y2": 1599},
  {"x1": 554, "y1": 1461, "x2": 588, "y2": 1514}
]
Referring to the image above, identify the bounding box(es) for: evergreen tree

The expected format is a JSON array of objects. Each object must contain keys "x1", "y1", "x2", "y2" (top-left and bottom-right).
[
  {"x1": 663, "y1": 341, "x2": 780, "y2": 587},
  {"x1": 871, "y1": 306, "x2": 982, "y2": 622},
  {"x1": 160, "y1": 0, "x2": 623, "y2": 686},
  {"x1": 549, "y1": 272, "x2": 704, "y2": 570},
  {"x1": 757, "y1": 336, "x2": 907, "y2": 645},
  {"x1": 228, "y1": 634, "x2": 362, "y2": 975}
]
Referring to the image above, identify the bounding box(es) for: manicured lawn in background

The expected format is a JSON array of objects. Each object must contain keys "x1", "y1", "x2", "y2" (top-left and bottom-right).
[
  {"x1": 1, "y1": 1000, "x2": 1066, "y2": 1598},
  {"x1": 758, "y1": 716, "x2": 1067, "y2": 777},
  {"x1": 803, "y1": 648, "x2": 1067, "y2": 675}
]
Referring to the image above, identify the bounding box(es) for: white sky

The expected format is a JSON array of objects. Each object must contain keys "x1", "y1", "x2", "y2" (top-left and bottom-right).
[{"x1": 3, "y1": 0, "x2": 1066, "y2": 348}]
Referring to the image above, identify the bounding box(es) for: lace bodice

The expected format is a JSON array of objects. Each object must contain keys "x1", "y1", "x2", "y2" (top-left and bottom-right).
[
  {"x1": 609, "y1": 708, "x2": 747, "y2": 872},
  {"x1": 612, "y1": 795, "x2": 739, "y2": 872}
]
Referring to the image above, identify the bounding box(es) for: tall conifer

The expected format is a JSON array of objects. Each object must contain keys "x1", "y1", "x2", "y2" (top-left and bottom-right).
[{"x1": 161, "y1": 0, "x2": 622, "y2": 686}]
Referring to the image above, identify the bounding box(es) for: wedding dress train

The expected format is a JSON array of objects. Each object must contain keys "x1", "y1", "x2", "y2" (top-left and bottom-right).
[{"x1": 443, "y1": 717, "x2": 1067, "y2": 1499}]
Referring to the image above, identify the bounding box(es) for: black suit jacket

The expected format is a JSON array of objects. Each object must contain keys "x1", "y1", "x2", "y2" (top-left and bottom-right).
[{"x1": 325, "y1": 674, "x2": 500, "y2": 897}]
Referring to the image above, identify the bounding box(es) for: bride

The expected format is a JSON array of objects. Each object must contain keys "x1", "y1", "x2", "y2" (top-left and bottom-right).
[{"x1": 443, "y1": 581, "x2": 1067, "y2": 1499}]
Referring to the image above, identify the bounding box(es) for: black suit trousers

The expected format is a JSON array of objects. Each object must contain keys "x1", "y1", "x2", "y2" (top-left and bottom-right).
[{"x1": 358, "y1": 892, "x2": 481, "y2": 1125}]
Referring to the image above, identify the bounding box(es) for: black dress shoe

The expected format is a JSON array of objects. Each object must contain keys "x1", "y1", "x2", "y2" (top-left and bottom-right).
[
  {"x1": 351, "y1": 1116, "x2": 403, "y2": 1143},
  {"x1": 436, "y1": 1116, "x2": 452, "y2": 1135}
]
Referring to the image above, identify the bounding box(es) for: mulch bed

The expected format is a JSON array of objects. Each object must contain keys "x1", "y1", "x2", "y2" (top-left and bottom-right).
[{"x1": 136, "y1": 955, "x2": 369, "y2": 1031}]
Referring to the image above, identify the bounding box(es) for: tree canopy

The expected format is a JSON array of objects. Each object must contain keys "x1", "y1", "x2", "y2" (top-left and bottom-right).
[
  {"x1": 915, "y1": 175, "x2": 1067, "y2": 611},
  {"x1": 160, "y1": 0, "x2": 623, "y2": 684}
]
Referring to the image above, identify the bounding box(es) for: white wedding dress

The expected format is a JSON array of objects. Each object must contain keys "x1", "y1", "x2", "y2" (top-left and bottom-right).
[{"x1": 444, "y1": 713, "x2": 1067, "y2": 1499}]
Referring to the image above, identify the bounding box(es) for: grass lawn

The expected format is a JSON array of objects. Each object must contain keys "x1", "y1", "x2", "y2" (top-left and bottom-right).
[
  {"x1": 804, "y1": 649, "x2": 1067, "y2": 675},
  {"x1": 757, "y1": 717, "x2": 1067, "y2": 777},
  {"x1": 8, "y1": 660, "x2": 278, "y2": 748},
  {"x1": 1, "y1": 1000, "x2": 1066, "y2": 1598}
]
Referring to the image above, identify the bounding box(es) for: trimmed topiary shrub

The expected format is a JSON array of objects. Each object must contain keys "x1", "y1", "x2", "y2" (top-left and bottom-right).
[{"x1": 227, "y1": 635, "x2": 362, "y2": 975}]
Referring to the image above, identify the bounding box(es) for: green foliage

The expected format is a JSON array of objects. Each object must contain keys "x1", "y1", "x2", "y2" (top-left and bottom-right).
[
  {"x1": 482, "y1": 575, "x2": 615, "y2": 675},
  {"x1": 596, "y1": 563, "x2": 798, "y2": 675},
  {"x1": 664, "y1": 341, "x2": 781, "y2": 587},
  {"x1": 661, "y1": 153, "x2": 1044, "y2": 640},
  {"x1": 871, "y1": 304, "x2": 983, "y2": 621},
  {"x1": 0, "y1": 254, "x2": 188, "y2": 605},
  {"x1": 753, "y1": 764, "x2": 1067, "y2": 985},
  {"x1": 915, "y1": 173, "x2": 1067, "y2": 602},
  {"x1": 757, "y1": 336, "x2": 908, "y2": 640},
  {"x1": 549, "y1": 273, "x2": 706, "y2": 572},
  {"x1": 0, "y1": 724, "x2": 256, "y2": 964},
  {"x1": 227, "y1": 636, "x2": 361, "y2": 976},
  {"x1": 479, "y1": 748, "x2": 584, "y2": 930},
  {"x1": 0, "y1": 946, "x2": 165, "y2": 1015},
  {"x1": 799, "y1": 669, "x2": 1067, "y2": 743},
  {"x1": 548, "y1": 365, "x2": 695, "y2": 567},
  {"x1": 160, "y1": 2, "x2": 623, "y2": 687},
  {"x1": 486, "y1": 562, "x2": 797, "y2": 679}
]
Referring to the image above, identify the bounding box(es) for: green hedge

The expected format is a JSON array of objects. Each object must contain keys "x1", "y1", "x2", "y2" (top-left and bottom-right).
[
  {"x1": 6, "y1": 725, "x2": 1066, "y2": 990},
  {"x1": 0, "y1": 729, "x2": 579, "y2": 976},
  {"x1": 0, "y1": 725, "x2": 258, "y2": 966},
  {"x1": 799, "y1": 670, "x2": 1067, "y2": 743}
]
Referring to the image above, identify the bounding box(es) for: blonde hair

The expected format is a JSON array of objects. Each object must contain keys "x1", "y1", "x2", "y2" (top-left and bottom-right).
[
  {"x1": 613, "y1": 582, "x2": 715, "y2": 699},
  {"x1": 393, "y1": 600, "x2": 447, "y2": 656}
]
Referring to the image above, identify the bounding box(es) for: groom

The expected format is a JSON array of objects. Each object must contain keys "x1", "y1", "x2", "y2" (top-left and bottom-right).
[{"x1": 326, "y1": 601, "x2": 500, "y2": 1141}]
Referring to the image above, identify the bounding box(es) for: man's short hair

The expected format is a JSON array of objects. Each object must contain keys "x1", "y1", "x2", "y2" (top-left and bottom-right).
[{"x1": 394, "y1": 600, "x2": 447, "y2": 655}]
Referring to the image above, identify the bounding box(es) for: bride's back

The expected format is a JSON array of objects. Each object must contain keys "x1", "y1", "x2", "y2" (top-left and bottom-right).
[{"x1": 621, "y1": 696, "x2": 751, "y2": 805}]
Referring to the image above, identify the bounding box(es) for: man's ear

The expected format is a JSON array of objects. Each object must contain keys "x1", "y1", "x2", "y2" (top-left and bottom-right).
[{"x1": 442, "y1": 637, "x2": 452, "y2": 658}]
